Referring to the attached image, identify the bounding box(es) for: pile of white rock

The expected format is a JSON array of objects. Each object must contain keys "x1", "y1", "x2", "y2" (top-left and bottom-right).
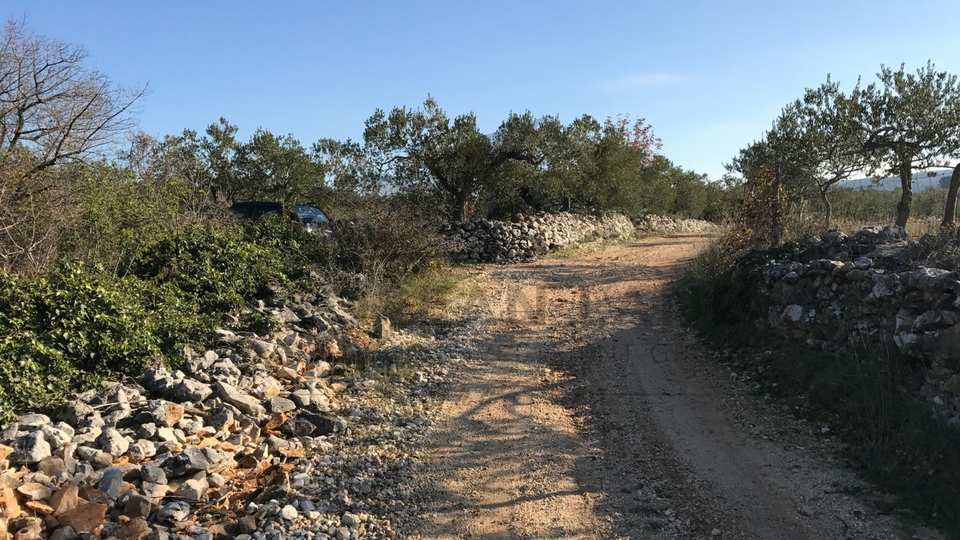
[
  {"x1": 632, "y1": 214, "x2": 717, "y2": 234},
  {"x1": 0, "y1": 292, "x2": 464, "y2": 540},
  {"x1": 442, "y1": 212, "x2": 636, "y2": 264}
]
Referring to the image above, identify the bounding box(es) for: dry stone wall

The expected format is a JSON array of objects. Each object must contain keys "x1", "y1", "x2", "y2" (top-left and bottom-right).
[
  {"x1": 738, "y1": 226, "x2": 960, "y2": 428},
  {"x1": 442, "y1": 212, "x2": 716, "y2": 264}
]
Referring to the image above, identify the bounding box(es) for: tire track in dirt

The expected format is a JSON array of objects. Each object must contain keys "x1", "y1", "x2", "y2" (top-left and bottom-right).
[{"x1": 414, "y1": 235, "x2": 941, "y2": 540}]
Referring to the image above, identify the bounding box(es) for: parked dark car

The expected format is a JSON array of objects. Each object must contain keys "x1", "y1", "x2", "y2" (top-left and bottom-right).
[{"x1": 229, "y1": 201, "x2": 333, "y2": 236}]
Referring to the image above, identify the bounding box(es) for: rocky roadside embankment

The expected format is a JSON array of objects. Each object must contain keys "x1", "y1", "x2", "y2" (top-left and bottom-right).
[
  {"x1": 744, "y1": 225, "x2": 960, "y2": 427},
  {"x1": 441, "y1": 212, "x2": 716, "y2": 264},
  {"x1": 0, "y1": 291, "x2": 480, "y2": 540}
]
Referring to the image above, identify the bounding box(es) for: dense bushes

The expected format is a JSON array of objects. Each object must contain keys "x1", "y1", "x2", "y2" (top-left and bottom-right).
[
  {"x1": 0, "y1": 210, "x2": 347, "y2": 421},
  {"x1": 0, "y1": 266, "x2": 180, "y2": 419},
  {"x1": 127, "y1": 220, "x2": 289, "y2": 313},
  {"x1": 0, "y1": 187, "x2": 463, "y2": 421}
]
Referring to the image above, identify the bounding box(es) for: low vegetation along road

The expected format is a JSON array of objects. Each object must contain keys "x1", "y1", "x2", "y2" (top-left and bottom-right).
[{"x1": 412, "y1": 235, "x2": 941, "y2": 540}]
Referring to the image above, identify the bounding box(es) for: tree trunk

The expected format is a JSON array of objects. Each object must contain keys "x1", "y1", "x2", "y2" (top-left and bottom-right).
[
  {"x1": 454, "y1": 189, "x2": 470, "y2": 222},
  {"x1": 770, "y1": 173, "x2": 782, "y2": 248},
  {"x1": 819, "y1": 188, "x2": 833, "y2": 229},
  {"x1": 895, "y1": 159, "x2": 913, "y2": 229},
  {"x1": 942, "y1": 163, "x2": 960, "y2": 230}
]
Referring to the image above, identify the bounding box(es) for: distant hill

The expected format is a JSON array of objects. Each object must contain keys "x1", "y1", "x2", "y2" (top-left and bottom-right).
[{"x1": 837, "y1": 168, "x2": 953, "y2": 192}]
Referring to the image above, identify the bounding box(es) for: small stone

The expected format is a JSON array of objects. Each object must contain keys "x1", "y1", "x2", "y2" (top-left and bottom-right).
[
  {"x1": 170, "y1": 379, "x2": 213, "y2": 403},
  {"x1": 245, "y1": 338, "x2": 277, "y2": 359},
  {"x1": 373, "y1": 314, "x2": 392, "y2": 339},
  {"x1": 137, "y1": 423, "x2": 157, "y2": 440},
  {"x1": 279, "y1": 504, "x2": 298, "y2": 521},
  {"x1": 50, "y1": 484, "x2": 80, "y2": 516},
  {"x1": 173, "y1": 479, "x2": 206, "y2": 503},
  {"x1": 16, "y1": 482, "x2": 53, "y2": 501},
  {"x1": 48, "y1": 526, "x2": 77, "y2": 540},
  {"x1": 156, "y1": 501, "x2": 191, "y2": 523},
  {"x1": 128, "y1": 440, "x2": 157, "y2": 462},
  {"x1": 266, "y1": 397, "x2": 296, "y2": 414},
  {"x1": 97, "y1": 427, "x2": 130, "y2": 456},
  {"x1": 148, "y1": 401, "x2": 185, "y2": 428},
  {"x1": 37, "y1": 456, "x2": 68, "y2": 478},
  {"x1": 89, "y1": 451, "x2": 114, "y2": 470},
  {"x1": 341, "y1": 512, "x2": 360, "y2": 526},
  {"x1": 140, "y1": 482, "x2": 168, "y2": 500},
  {"x1": 113, "y1": 517, "x2": 151, "y2": 540},
  {"x1": 0, "y1": 486, "x2": 20, "y2": 519},
  {"x1": 206, "y1": 406, "x2": 234, "y2": 433},
  {"x1": 711, "y1": 529, "x2": 721, "y2": 537},
  {"x1": 98, "y1": 467, "x2": 124, "y2": 500},
  {"x1": 40, "y1": 425, "x2": 72, "y2": 448},
  {"x1": 289, "y1": 390, "x2": 311, "y2": 408},
  {"x1": 314, "y1": 360, "x2": 333, "y2": 376},
  {"x1": 237, "y1": 516, "x2": 257, "y2": 534},
  {"x1": 145, "y1": 526, "x2": 171, "y2": 540},
  {"x1": 207, "y1": 473, "x2": 226, "y2": 488},
  {"x1": 56, "y1": 502, "x2": 107, "y2": 533},
  {"x1": 141, "y1": 463, "x2": 168, "y2": 484},
  {"x1": 156, "y1": 440, "x2": 182, "y2": 455},
  {"x1": 123, "y1": 494, "x2": 152, "y2": 519},
  {"x1": 798, "y1": 505, "x2": 815, "y2": 517},
  {"x1": 11, "y1": 517, "x2": 42, "y2": 540},
  {"x1": 215, "y1": 382, "x2": 266, "y2": 417},
  {"x1": 17, "y1": 414, "x2": 51, "y2": 430},
  {"x1": 162, "y1": 447, "x2": 211, "y2": 477},
  {"x1": 181, "y1": 420, "x2": 203, "y2": 437},
  {"x1": 11, "y1": 432, "x2": 51, "y2": 465},
  {"x1": 156, "y1": 427, "x2": 177, "y2": 442}
]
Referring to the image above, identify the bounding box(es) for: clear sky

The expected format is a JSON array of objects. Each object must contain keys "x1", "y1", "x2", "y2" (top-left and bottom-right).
[{"x1": 5, "y1": 1, "x2": 960, "y2": 180}]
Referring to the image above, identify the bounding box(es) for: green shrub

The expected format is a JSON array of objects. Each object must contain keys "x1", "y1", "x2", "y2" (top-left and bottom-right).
[
  {"x1": 241, "y1": 213, "x2": 340, "y2": 280},
  {"x1": 674, "y1": 243, "x2": 759, "y2": 347},
  {"x1": 59, "y1": 165, "x2": 206, "y2": 272},
  {"x1": 127, "y1": 220, "x2": 288, "y2": 313},
  {"x1": 0, "y1": 265, "x2": 171, "y2": 421}
]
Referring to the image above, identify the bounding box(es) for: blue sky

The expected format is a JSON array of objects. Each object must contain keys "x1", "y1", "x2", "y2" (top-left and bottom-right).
[{"x1": 5, "y1": 1, "x2": 960, "y2": 180}]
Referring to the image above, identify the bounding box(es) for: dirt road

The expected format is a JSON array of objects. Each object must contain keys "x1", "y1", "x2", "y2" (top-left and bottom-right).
[{"x1": 414, "y1": 235, "x2": 939, "y2": 540}]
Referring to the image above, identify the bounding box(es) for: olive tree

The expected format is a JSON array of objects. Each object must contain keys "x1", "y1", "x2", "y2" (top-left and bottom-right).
[
  {"x1": 804, "y1": 62, "x2": 960, "y2": 228},
  {"x1": 359, "y1": 97, "x2": 543, "y2": 221}
]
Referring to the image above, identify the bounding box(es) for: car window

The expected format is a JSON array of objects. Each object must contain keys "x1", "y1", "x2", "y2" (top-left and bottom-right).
[
  {"x1": 294, "y1": 205, "x2": 329, "y2": 223},
  {"x1": 250, "y1": 207, "x2": 281, "y2": 219}
]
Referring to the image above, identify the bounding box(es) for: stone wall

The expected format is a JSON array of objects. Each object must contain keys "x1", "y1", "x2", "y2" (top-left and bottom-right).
[
  {"x1": 441, "y1": 212, "x2": 716, "y2": 264},
  {"x1": 739, "y1": 226, "x2": 960, "y2": 427}
]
